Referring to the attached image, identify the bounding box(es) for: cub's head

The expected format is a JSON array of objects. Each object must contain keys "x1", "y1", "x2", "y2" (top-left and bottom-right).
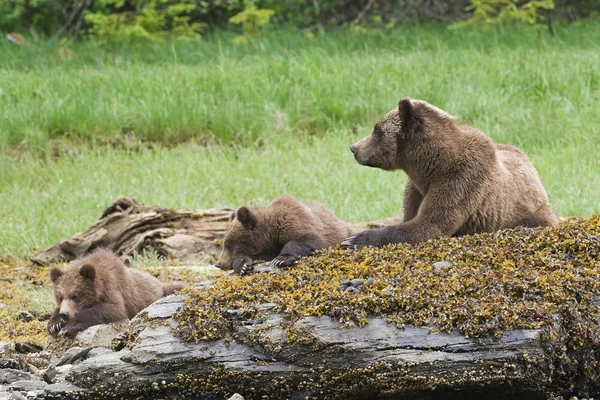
[
  {"x1": 50, "y1": 263, "x2": 100, "y2": 322},
  {"x1": 215, "y1": 206, "x2": 274, "y2": 273},
  {"x1": 350, "y1": 97, "x2": 455, "y2": 170}
]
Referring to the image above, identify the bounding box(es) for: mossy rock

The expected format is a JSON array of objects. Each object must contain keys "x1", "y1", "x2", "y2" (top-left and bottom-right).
[{"x1": 26, "y1": 217, "x2": 600, "y2": 399}]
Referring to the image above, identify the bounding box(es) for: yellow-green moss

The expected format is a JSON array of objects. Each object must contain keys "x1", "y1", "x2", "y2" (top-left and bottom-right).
[{"x1": 174, "y1": 216, "x2": 600, "y2": 342}]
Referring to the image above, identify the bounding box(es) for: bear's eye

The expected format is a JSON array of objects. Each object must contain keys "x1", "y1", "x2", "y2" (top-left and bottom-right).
[
  {"x1": 58, "y1": 296, "x2": 63, "y2": 303},
  {"x1": 71, "y1": 294, "x2": 78, "y2": 301}
]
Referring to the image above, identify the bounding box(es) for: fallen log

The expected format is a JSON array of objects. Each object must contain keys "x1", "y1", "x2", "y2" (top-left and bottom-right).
[
  {"x1": 31, "y1": 197, "x2": 402, "y2": 266},
  {"x1": 31, "y1": 197, "x2": 236, "y2": 266}
]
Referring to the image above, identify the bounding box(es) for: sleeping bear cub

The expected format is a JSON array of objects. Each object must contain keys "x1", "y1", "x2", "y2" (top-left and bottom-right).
[{"x1": 216, "y1": 196, "x2": 353, "y2": 275}]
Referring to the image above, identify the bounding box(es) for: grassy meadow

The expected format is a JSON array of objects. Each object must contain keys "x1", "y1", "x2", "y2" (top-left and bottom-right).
[{"x1": 1, "y1": 24, "x2": 600, "y2": 261}]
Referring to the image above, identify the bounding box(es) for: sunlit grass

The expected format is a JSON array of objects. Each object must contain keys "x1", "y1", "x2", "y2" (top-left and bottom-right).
[{"x1": 1, "y1": 25, "x2": 599, "y2": 258}]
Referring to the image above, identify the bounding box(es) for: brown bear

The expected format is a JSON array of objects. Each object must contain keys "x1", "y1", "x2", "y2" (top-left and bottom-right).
[
  {"x1": 342, "y1": 97, "x2": 558, "y2": 249},
  {"x1": 47, "y1": 248, "x2": 187, "y2": 338},
  {"x1": 215, "y1": 195, "x2": 354, "y2": 274}
]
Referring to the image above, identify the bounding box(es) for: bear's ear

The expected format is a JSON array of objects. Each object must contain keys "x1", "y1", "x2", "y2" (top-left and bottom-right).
[
  {"x1": 50, "y1": 268, "x2": 63, "y2": 283},
  {"x1": 79, "y1": 264, "x2": 96, "y2": 282},
  {"x1": 398, "y1": 97, "x2": 422, "y2": 137},
  {"x1": 236, "y1": 206, "x2": 256, "y2": 229}
]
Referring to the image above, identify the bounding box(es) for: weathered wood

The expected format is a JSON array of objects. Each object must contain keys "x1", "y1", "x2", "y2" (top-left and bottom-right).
[
  {"x1": 31, "y1": 197, "x2": 403, "y2": 266},
  {"x1": 31, "y1": 197, "x2": 236, "y2": 266}
]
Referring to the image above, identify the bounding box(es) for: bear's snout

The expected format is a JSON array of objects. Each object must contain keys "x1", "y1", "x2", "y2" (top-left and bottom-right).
[
  {"x1": 350, "y1": 144, "x2": 357, "y2": 154},
  {"x1": 58, "y1": 312, "x2": 69, "y2": 322}
]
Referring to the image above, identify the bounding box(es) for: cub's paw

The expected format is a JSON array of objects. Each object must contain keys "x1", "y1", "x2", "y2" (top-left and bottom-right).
[
  {"x1": 47, "y1": 320, "x2": 66, "y2": 336},
  {"x1": 232, "y1": 257, "x2": 253, "y2": 275},
  {"x1": 272, "y1": 254, "x2": 297, "y2": 268},
  {"x1": 59, "y1": 324, "x2": 83, "y2": 338},
  {"x1": 240, "y1": 263, "x2": 255, "y2": 276}
]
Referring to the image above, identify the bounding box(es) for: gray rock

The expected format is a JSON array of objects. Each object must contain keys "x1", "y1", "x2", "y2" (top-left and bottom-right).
[
  {"x1": 350, "y1": 278, "x2": 364, "y2": 287},
  {"x1": 13, "y1": 342, "x2": 42, "y2": 354},
  {"x1": 8, "y1": 392, "x2": 27, "y2": 400},
  {"x1": 87, "y1": 347, "x2": 114, "y2": 359},
  {"x1": 57, "y1": 347, "x2": 92, "y2": 366},
  {"x1": 0, "y1": 342, "x2": 13, "y2": 355},
  {"x1": 345, "y1": 286, "x2": 360, "y2": 294},
  {"x1": 366, "y1": 277, "x2": 375, "y2": 286},
  {"x1": 141, "y1": 294, "x2": 187, "y2": 319},
  {"x1": 0, "y1": 369, "x2": 36, "y2": 384},
  {"x1": 45, "y1": 321, "x2": 129, "y2": 355},
  {"x1": 7, "y1": 380, "x2": 48, "y2": 392},
  {"x1": 433, "y1": 260, "x2": 453, "y2": 270},
  {"x1": 228, "y1": 394, "x2": 245, "y2": 400},
  {"x1": 42, "y1": 364, "x2": 57, "y2": 384}
]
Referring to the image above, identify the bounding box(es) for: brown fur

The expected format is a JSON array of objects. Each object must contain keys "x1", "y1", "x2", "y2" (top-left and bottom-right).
[
  {"x1": 216, "y1": 196, "x2": 353, "y2": 273},
  {"x1": 343, "y1": 97, "x2": 558, "y2": 248},
  {"x1": 47, "y1": 248, "x2": 187, "y2": 337}
]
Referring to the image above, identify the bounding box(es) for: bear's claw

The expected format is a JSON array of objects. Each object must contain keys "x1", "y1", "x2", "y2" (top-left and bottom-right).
[
  {"x1": 240, "y1": 264, "x2": 254, "y2": 276},
  {"x1": 272, "y1": 255, "x2": 296, "y2": 268},
  {"x1": 48, "y1": 321, "x2": 65, "y2": 336}
]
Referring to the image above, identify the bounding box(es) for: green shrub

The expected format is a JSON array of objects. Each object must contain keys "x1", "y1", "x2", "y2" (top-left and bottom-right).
[
  {"x1": 456, "y1": 0, "x2": 555, "y2": 26},
  {"x1": 229, "y1": 0, "x2": 274, "y2": 44},
  {"x1": 84, "y1": 0, "x2": 205, "y2": 44}
]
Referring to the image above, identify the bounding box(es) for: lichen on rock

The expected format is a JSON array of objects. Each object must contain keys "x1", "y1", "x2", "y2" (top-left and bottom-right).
[{"x1": 174, "y1": 216, "x2": 600, "y2": 342}]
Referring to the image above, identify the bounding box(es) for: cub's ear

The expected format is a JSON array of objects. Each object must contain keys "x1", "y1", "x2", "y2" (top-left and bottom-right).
[
  {"x1": 50, "y1": 268, "x2": 63, "y2": 283},
  {"x1": 79, "y1": 264, "x2": 96, "y2": 281},
  {"x1": 236, "y1": 206, "x2": 256, "y2": 229},
  {"x1": 398, "y1": 97, "x2": 422, "y2": 137}
]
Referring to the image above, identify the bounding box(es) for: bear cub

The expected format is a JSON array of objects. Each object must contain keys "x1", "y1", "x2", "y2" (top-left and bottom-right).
[
  {"x1": 343, "y1": 97, "x2": 558, "y2": 249},
  {"x1": 216, "y1": 196, "x2": 353, "y2": 275},
  {"x1": 48, "y1": 248, "x2": 187, "y2": 337}
]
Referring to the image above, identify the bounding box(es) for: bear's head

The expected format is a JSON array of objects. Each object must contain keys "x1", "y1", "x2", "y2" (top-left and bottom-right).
[
  {"x1": 350, "y1": 97, "x2": 456, "y2": 171},
  {"x1": 50, "y1": 264, "x2": 100, "y2": 323},
  {"x1": 215, "y1": 206, "x2": 276, "y2": 273}
]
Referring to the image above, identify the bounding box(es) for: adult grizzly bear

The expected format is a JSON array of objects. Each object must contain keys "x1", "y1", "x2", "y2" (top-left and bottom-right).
[
  {"x1": 47, "y1": 248, "x2": 187, "y2": 337},
  {"x1": 215, "y1": 196, "x2": 353, "y2": 275},
  {"x1": 342, "y1": 97, "x2": 558, "y2": 249}
]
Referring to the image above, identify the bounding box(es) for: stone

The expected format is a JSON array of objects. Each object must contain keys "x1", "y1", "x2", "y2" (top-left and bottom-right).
[
  {"x1": 57, "y1": 347, "x2": 92, "y2": 366},
  {"x1": 13, "y1": 342, "x2": 42, "y2": 354},
  {"x1": 7, "y1": 380, "x2": 48, "y2": 392},
  {"x1": 0, "y1": 369, "x2": 36, "y2": 384},
  {"x1": 228, "y1": 394, "x2": 245, "y2": 400},
  {"x1": 42, "y1": 364, "x2": 57, "y2": 384},
  {"x1": 0, "y1": 342, "x2": 12, "y2": 355},
  {"x1": 350, "y1": 278, "x2": 364, "y2": 287},
  {"x1": 45, "y1": 321, "x2": 130, "y2": 355},
  {"x1": 433, "y1": 260, "x2": 453, "y2": 270},
  {"x1": 366, "y1": 277, "x2": 375, "y2": 286}
]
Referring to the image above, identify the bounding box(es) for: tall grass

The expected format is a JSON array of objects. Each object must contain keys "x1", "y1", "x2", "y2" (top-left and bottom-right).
[
  {"x1": 1, "y1": 25, "x2": 599, "y2": 151},
  {"x1": 1, "y1": 25, "x2": 599, "y2": 258}
]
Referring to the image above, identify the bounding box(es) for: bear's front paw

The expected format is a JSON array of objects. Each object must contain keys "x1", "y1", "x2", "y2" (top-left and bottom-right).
[
  {"x1": 272, "y1": 254, "x2": 297, "y2": 268},
  {"x1": 47, "y1": 319, "x2": 66, "y2": 336},
  {"x1": 59, "y1": 324, "x2": 83, "y2": 338},
  {"x1": 232, "y1": 256, "x2": 253, "y2": 275},
  {"x1": 341, "y1": 229, "x2": 386, "y2": 250},
  {"x1": 240, "y1": 263, "x2": 254, "y2": 276}
]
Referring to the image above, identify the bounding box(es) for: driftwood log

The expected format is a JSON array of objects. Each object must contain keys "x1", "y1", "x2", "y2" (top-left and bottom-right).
[
  {"x1": 31, "y1": 197, "x2": 402, "y2": 266},
  {"x1": 22, "y1": 280, "x2": 594, "y2": 400}
]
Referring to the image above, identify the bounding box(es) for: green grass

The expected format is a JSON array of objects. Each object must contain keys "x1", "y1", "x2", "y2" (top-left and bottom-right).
[{"x1": 1, "y1": 24, "x2": 599, "y2": 258}]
